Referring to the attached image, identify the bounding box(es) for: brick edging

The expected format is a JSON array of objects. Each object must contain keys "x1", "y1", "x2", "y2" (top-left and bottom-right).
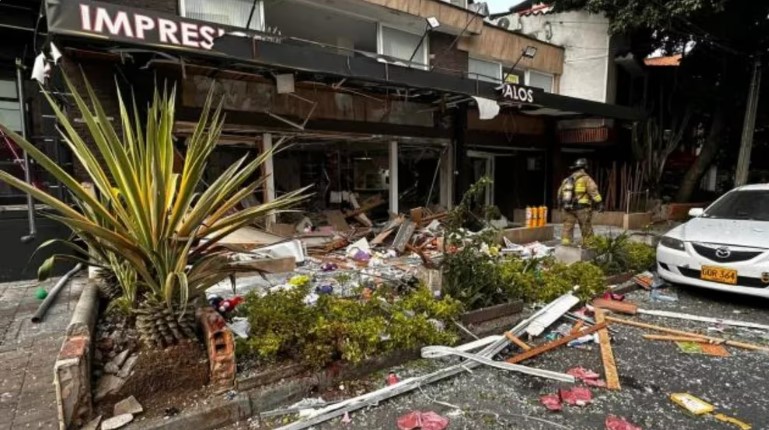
[{"x1": 54, "y1": 280, "x2": 100, "y2": 430}]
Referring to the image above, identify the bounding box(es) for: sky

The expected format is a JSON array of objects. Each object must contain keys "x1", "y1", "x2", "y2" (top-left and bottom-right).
[{"x1": 484, "y1": 0, "x2": 526, "y2": 14}]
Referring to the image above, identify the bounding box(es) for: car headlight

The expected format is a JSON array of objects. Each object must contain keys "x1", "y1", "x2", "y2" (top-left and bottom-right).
[{"x1": 660, "y1": 236, "x2": 685, "y2": 251}]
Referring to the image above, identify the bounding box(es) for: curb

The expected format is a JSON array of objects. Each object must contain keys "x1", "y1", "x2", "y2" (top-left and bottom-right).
[
  {"x1": 54, "y1": 279, "x2": 99, "y2": 430},
  {"x1": 127, "y1": 310, "x2": 525, "y2": 430}
]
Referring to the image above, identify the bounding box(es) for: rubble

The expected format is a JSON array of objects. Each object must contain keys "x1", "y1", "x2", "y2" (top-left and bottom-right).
[
  {"x1": 101, "y1": 413, "x2": 134, "y2": 430},
  {"x1": 113, "y1": 395, "x2": 143, "y2": 415},
  {"x1": 94, "y1": 375, "x2": 126, "y2": 401}
]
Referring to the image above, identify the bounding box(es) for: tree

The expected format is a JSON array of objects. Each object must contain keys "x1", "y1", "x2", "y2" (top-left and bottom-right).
[{"x1": 552, "y1": 0, "x2": 769, "y2": 201}]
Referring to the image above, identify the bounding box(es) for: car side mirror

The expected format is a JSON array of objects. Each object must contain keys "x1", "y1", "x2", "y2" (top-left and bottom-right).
[{"x1": 688, "y1": 208, "x2": 704, "y2": 217}]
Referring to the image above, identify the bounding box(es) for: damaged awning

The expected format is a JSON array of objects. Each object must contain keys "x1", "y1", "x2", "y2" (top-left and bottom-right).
[{"x1": 44, "y1": 0, "x2": 643, "y2": 122}]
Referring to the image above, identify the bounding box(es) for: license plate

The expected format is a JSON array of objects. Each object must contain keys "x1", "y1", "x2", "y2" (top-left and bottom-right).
[{"x1": 700, "y1": 266, "x2": 738, "y2": 285}]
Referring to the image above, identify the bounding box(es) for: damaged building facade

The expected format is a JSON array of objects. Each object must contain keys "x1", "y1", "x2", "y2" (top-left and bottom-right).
[{"x1": 0, "y1": 0, "x2": 641, "y2": 280}]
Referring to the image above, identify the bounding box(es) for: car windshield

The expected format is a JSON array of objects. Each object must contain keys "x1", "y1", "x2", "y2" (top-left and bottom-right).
[{"x1": 704, "y1": 190, "x2": 769, "y2": 221}]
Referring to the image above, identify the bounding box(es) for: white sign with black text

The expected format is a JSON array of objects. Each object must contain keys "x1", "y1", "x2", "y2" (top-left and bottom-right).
[{"x1": 500, "y1": 84, "x2": 535, "y2": 104}]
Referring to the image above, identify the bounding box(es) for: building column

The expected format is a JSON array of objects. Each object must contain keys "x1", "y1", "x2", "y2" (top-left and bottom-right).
[
  {"x1": 439, "y1": 142, "x2": 454, "y2": 210},
  {"x1": 263, "y1": 132, "x2": 276, "y2": 227},
  {"x1": 545, "y1": 120, "x2": 561, "y2": 216},
  {"x1": 453, "y1": 104, "x2": 469, "y2": 203},
  {"x1": 389, "y1": 140, "x2": 398, "y2": 215}
]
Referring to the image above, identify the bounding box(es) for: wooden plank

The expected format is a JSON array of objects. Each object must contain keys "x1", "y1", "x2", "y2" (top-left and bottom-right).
[
  {"x1": 324, "y1": 210, "x2": 351, "y2": 232},
  {"x1": 606, "y1": 316, "x2": 769, "y2": 352},
  {"x1": 643, "y1": 335, "x2": 721, "y2": 343},
  {"x1": 570, "y1": 320, "x2": 585, "y2": 335},
  {"x1": 594, "y1": 309, "x2": 620, "y2": 390},
  {"x1": 391, "y1": 220, "x2": 417, "y2": 253},
  {"x1": 592, "y1": 298, "x2": 638, "y2": 315},
  {"x1": 231, "y1": 256, "x2": 296, "y2": 274},
  {"x1": 506, "y1": 322, "x2": 606, "y2": 364},
  {"x1": 505, "y1": 332, "x2": 532, "y2": 351}
]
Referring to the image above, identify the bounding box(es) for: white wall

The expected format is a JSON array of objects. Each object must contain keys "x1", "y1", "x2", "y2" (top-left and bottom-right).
[{"x1": 506, "y1": 11, "x2": 615, "y2": 103}]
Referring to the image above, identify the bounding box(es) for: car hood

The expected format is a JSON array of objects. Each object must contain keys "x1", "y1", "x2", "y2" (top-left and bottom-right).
[{"x1": 670, "y1": 217, "x2": 769, "y2": 248}]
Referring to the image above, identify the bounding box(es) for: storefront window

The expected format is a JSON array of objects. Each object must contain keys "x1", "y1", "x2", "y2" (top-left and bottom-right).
[
  {"x1": 180, "y1": 0, "x2": 264, "y2": 31},
  {"x1": 0, "y1": 79, "x2": 21, "y2": 132}
]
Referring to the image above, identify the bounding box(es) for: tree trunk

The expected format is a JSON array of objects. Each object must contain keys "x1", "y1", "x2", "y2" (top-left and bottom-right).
[{"x1": 675, "y1": 110, "x2": 726, "y2": 202}]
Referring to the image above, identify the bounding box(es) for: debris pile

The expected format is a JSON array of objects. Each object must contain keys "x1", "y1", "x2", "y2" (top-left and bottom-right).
[{"x1": 269, "y1": 269, "x2": 768, "y2": 430}]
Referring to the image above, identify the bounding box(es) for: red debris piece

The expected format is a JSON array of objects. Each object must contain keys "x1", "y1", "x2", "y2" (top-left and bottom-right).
[
  {"x1": 396, "y1": 411, "x2": 449, "y2": 430},
  {"x1": 605, "y1": 415, "x2": 642, "y2": 430},
  {"x1": 540, "y1": 393, "x2": 563, "y2": 411},
  {"x1": 559, "y1": 387, "x2": 592, "y2": 406},
  {"x1": 602, "y1": 292, "x2": 625, "y2": 301},
  {"x1": 386, "y1": 372, "x2": 400, "y2": 386},
  {"x1": 567, "y1": 367, "x2": 607, "y2": 388}
]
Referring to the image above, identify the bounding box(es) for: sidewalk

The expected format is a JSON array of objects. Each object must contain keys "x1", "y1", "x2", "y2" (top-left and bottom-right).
[{"x1": 0, "y1": 278, "x2": 85, "y2": 430}]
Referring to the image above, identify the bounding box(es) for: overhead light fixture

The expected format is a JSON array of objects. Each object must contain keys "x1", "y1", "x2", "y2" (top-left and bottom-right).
[
  {"x1": 522, "y1": 46, "x2": 538, "y2": 59},
  {"x1": 501, "y1": 45, "x2": 539, "y2": 85},
  {"x1": 409, "y1": 17, "x2": 441, "y2": 63}
]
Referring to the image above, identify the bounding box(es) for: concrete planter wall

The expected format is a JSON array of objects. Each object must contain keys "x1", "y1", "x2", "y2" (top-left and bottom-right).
[{"x1": 549, "y1": 210, "x2": 653, "y2": 230}]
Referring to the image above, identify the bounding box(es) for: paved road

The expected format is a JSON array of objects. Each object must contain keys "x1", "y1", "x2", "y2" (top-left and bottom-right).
[
  {"x1": 0, "y1": 278, "x2": 84, "y2": 430},
  {"x1": 231, "y1": 284, "x2": 769, "y2": 430}
]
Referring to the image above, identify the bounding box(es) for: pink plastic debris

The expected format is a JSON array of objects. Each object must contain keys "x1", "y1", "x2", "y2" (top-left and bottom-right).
[
  {"x1": 559, "y1": 387, "x2": 593, "y2": 406},
  {"x1": 605, "y1": 415, "x2": 642, "y2": 430},
  {"x1": 396, "y1": 411, "x2": 449, "y2": 430},
  {"x1": 540, "y1": 393, "x2": 563, "y2": 411},
  {"x1": 567, "y1": 367, "x2": 607, "y2": 387},
  {"x1": 602, "y1": 292, "x2": 625, "y2": 301},
  {"x1": 341, "y1": 411, "x2": 352, "y2": 425},
  {"x1": 567, "y1": 367, "x2": 600, "y2": 379}
]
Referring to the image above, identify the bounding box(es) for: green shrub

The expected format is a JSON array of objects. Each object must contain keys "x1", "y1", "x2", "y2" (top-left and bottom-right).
[
  {"x1": 624, "y1": 240, "x2": 656, "y2": 272},
  {"x1": 442, "y1": 246, "x2": 506, "y2": 311},
  {"x1": 236, "y1": 286, "x2": 462, "y2": 369},
  {"x1": 499, "y1": 257, "x2": 606, "y2": 303},
  {"x1": 586, "y1": 233, "x2": 655, "y2": 275}
]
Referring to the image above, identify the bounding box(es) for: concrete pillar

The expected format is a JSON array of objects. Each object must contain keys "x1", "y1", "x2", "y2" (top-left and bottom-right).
[
  {"x1": 439, "y1": 142, "x2": 454, "y2": 209},
  {"x1": 389, "y1": 140, "x2": 398, "y2": 215},
  {"x1": 263, "y1": 133, "x2": 276, "y2": 227}
]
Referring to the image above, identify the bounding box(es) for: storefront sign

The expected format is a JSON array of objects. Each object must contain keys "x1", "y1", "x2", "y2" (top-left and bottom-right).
[
  {"x1": 45, "y1": 0, "x2": 236, "y2": 52},
  {"x1": 500, "y1": 83, "x2": 535, "y2": 104}
]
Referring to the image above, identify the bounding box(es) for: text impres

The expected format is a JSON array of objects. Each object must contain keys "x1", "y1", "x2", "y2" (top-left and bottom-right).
[
  {"x1": 79, "y1": 4, "x2": 226, "y2": 50},
  {"x1": 500, "y1": 84, "x2": 535, "y2": 104}
]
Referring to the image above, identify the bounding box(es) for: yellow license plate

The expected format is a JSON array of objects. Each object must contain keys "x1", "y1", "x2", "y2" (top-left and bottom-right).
[{"x1": 701, "y1": 266, "x2": 738, "y2": 284}]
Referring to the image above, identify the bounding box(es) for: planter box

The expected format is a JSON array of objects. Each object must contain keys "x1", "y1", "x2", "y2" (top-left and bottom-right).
[
  {"x1": 662, "y1": 203, "x2": 707, "y2": 221},
  {"x1": 460, "y1": 301, "x2": 524, "y2": 326},
  {"x1": 550, "y1": 210, "x2": 652, "y2": 230},
  {"x1": 605, "y1": 271, "x2": 634, "y2": 285},
  {"x1": 498, "y1": 225, "x2": 554, "y2": 244}
]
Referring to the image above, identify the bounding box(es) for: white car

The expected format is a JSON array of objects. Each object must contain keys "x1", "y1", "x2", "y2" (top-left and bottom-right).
[{"x1": 656, "y1": 184, "x2": 769, "y2": 298}]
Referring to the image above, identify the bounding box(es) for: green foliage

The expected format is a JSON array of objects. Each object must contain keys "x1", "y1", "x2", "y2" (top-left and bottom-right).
[
  {"x1": 237, "y1": 286, "x2": 462, "y2": 369},
  {"x1": 499, "y1": 257, "x2": 606, "y2": 303},
  {"x1": 442, "y1": 246, "x2": 505, "y2": 311},
  {"x1": 550, "y1": 0, "x2": 727, "y2": 35},
  {"x1": 0, "y1": 74, "x2": 309, "y2": 317},
  {"x1": 623, "y1": 240, "x2": 657, "y2": 272},
  {"x1": 586, "y1": 233, "x2": 656, "y2": 275}
]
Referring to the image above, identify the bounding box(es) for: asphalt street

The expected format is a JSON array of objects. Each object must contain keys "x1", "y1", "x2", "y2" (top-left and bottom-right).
[{"x1": 240, "y1": 284, "x2": 769, "y2": 430}]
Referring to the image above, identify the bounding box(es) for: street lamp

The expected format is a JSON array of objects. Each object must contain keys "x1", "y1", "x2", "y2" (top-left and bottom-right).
[
  {"x1": 502, "y1": 45, "x2": 538, "y2": 83},
  {"x1": 408, "y1": 17, "x2": 441, "y2": 64}
]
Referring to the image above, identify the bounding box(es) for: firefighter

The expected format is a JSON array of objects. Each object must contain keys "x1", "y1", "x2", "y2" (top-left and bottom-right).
[{"x1": 558, "y1": 158, "x2": 603, "y2": 246}]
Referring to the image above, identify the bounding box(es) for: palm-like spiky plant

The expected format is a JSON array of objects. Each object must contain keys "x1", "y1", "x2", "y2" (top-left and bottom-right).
[{"x1": 0, "y1": 75, "x2": 308, "y2": 348}]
